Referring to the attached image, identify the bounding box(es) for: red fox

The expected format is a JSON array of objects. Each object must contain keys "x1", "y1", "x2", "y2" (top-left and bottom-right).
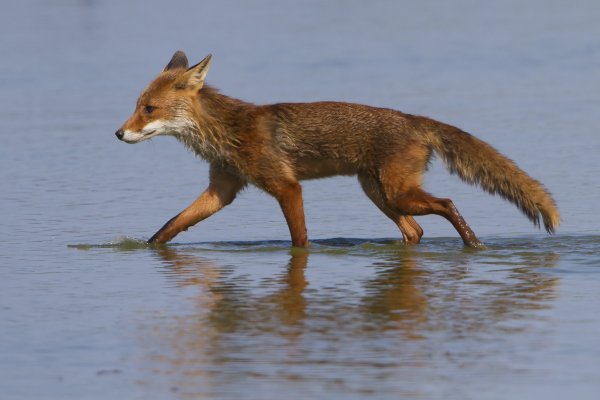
[{"x1": 116, "y1": 51, "x2": 560, "y2": 248}]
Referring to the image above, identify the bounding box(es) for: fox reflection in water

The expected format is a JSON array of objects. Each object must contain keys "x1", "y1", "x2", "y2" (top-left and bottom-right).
[
  {"x1": 134, "y1": 245, "x2": 560, "y2": 395},
  {"x1": 145, "y1": 248, "x2": 556, "y2": 336},
  {"x1": 150, "y1": 247, "x2": 439, "y2": 336}
]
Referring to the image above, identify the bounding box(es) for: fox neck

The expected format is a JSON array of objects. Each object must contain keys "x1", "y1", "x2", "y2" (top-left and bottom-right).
[{"x1": 176, "y1": 87, "x2": 252, "y2": 164}]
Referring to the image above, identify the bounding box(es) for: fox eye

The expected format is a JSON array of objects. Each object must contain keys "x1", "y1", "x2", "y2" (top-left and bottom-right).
[{"x1": 143, "y1": 105, "x2": 156, "y2": 114}]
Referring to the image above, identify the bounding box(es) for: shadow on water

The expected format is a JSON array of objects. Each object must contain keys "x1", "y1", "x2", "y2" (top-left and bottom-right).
[{"x1": 101, "y1": 236, "x2": 565, "y2": 396}]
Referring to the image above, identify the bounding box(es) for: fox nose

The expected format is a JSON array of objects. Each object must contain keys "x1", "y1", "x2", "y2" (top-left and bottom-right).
[{"x1": 115, "y1": 129, "x2": 124, "y2": 140}]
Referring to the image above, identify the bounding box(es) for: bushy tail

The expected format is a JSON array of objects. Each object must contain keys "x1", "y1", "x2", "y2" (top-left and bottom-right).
[{"x1": 423, "y1": 119, "x2": 560, "y2": 233}]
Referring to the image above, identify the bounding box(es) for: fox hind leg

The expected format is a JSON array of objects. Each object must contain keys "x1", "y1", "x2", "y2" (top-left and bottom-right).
[
  {"x1": 398, "y1": 214, "x2": 424, "y2": 244},
  {"x1": 377, "y1": 143, "x2": 485, "y2": 248},
  {"x1": 378, "y1": 167, "x2": 485, "y2": 248},
  {"x1": 389, "y1": 189, "x2": 485, "y2": 248},
  {"x1": 358, "y1": 173, "x2": 424, "y2": 244}
]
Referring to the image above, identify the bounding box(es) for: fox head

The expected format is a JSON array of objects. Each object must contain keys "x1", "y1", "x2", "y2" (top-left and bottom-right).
[{"x1": 115, "y1": 51, "x2": 211, "y2": 144}]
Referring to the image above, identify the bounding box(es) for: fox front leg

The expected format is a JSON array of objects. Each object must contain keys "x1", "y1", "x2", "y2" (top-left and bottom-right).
[
  {"x1": 262, "y1": 179, "x2": 309, "y2": 248},
  {"x1": 277, "y1": 181, "x2": 309, "y2": 248},
  {"x1": 148, "y1": 167, "x2": 246, "y2": 243}
]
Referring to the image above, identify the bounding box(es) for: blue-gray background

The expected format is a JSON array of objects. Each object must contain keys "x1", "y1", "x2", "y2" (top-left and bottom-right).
[{"x1": 1, "y1": 1, "x2": 599, "y2": 399}]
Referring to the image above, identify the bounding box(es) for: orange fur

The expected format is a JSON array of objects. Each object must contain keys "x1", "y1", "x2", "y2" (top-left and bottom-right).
[{"x1": 116, "y1": 51, "x2": 560, "y2": 248}]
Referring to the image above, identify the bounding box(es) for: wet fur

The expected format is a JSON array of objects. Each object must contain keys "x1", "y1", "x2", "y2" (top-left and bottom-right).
[{"x1": 117, "y1": 51, "x2": 560, "y2": 247}]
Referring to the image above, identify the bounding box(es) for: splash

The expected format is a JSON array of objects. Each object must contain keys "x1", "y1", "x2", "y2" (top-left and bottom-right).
[{"x1": 68, "y1": 235, "x2": 153, "y2": 250}]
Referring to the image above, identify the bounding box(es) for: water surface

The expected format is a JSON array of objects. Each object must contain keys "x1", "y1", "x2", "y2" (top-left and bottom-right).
[{"x1": 1, "y1": 1, "x2": 600, "y2": 399}]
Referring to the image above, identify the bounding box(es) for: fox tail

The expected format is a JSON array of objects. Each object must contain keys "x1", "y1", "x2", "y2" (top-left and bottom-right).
[{"x1": 423, "y1": 119, "x2": 560, "y2": 233}]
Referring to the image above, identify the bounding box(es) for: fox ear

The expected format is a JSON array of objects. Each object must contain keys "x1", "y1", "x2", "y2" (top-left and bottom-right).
[
  {"x1": 177, "y1": 54, "x2": 212, "y2": 90},
  {"x1": 164, "y1": 50, "x2": 189, "y2": 71}
]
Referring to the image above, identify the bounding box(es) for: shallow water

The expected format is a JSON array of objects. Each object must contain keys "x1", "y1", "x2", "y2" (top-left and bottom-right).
[{"x1": 2, "y1": 0, "x2": 600, "y2": 399}]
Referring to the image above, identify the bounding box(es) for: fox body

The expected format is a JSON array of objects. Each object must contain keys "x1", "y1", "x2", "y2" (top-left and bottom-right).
[{"x1": 116, "y1": 51, "x2": 560, "y2": 248}]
